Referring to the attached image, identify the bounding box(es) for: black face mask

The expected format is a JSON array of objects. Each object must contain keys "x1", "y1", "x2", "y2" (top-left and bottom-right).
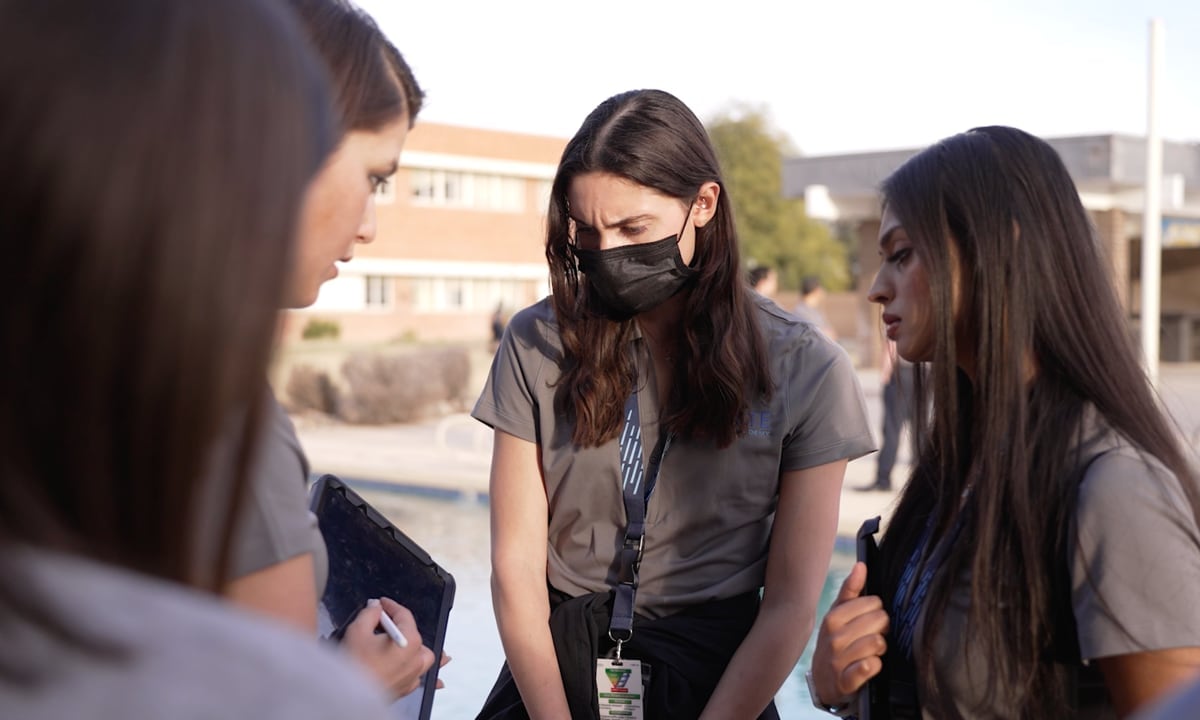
[{"x1": 572, "y1": 210, "x2": 698, "y2": 318}]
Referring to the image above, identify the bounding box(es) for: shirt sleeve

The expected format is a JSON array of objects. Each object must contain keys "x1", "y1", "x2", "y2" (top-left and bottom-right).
[
  {"x1": 780, "y1": 331, "x2": 877, "y2": 471},
  {"x1": 1071, "y1": 446, "x2": 1200, "y2": 659},
  {"x1": 228, "y1": 396, "x2": 324, "y2": 581},
  {"x1": 471, "y1": 305, "x2": 545, "y2": 443}
]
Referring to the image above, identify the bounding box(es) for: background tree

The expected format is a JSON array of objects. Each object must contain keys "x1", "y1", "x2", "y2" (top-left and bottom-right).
[{"x1": 707, "y1": 103, "x2": 850, "y2": 292}]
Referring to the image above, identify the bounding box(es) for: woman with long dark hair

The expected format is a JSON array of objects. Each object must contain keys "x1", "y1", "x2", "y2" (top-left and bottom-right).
[
  {"x1": 217, "y1": 0, "x2": 437, "y2": 700},
  {"x1": 0, "y1": 0, "x2": 392, "y2": 716},
  {"x1": 474, "y1": 89, "x2": 874, "y2": 719},
  {"x1": 808, "y1": 126, "x2": 1200, "y2": 719}
]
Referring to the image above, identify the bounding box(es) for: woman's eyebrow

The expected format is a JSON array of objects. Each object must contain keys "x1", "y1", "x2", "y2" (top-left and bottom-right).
[{"x1": 571, "y1": 213, "x2": 655, "y2": 230}]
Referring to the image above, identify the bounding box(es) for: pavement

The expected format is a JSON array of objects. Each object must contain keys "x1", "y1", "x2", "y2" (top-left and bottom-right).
[{"x1": 293, "y1": 364, "x2": 1200, "y2": 542}]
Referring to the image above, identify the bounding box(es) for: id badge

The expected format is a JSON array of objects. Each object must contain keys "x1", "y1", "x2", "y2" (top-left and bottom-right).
[{"x1": 595, "y1": 657, "x2": 645, "y2": 719}]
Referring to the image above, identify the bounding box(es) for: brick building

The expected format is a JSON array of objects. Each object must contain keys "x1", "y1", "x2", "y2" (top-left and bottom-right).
[
  {"x1": 783, "y1": 134, "x2": 1200, "y2": 367},
  {"x1": 282, "y1": 122, "x2": 567, "y2": 345}
]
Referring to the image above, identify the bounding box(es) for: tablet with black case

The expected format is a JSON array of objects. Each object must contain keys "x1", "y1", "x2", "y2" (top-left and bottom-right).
[
  {"x1": 309, "y1": 474, "x2": 455, "y2": 720},
  {"x1": 856, "y1": 515, "x2": 887, "y2": 720}
]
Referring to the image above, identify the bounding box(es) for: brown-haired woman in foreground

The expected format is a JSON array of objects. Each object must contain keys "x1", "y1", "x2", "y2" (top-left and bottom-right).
[{"x1": 0, "y1": 0, "x2": 393, "y2": 717}]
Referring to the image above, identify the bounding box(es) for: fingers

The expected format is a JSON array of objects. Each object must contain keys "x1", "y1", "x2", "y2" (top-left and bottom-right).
[
  {"x1": 812, "y1": 630, "x2": 887, "y2": 704},
  {"x1": 810, "y1": 583, "x2": 890, "y2": 708},
  {"x1": 834, "y1": 561, "x2": 868, "y2": 605},
  {"x1": 432, "y1": 648, "x2": 451, "y2": 691},
  {"x1": 841, "y1": 656, "x2": 884, "y2": 695},
  {"x1": 377, "y1": 598, "x2": 419, "y2": 649},
  {"x1": 833, "y1": 633, "x2": 888, "y2": 697},
  {"x1": 344, "y1": 602, "x2": 383, "y2": 645},
  {"x1": 377, "y1": 598, "x2": 436, "y2": 670},
  {"x1": 341, "y1": 598, "x2": 437, "y2": 700},
  {"x1": 406, "y1": 646, "x2": 435, "y2": 696},
  {"x1": 377, "y1": 597, "x2": 411, "y2": 625}
]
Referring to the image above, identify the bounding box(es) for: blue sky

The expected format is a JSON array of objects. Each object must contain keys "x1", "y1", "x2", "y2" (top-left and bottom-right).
[{"x1": 357, "y1": 0, "x2": 1199, "y2": 155}]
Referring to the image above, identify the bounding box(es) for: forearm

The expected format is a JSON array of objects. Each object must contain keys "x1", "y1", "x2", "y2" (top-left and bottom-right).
[
  {"x1": 699, "y1": 602, "x2": 814, "y2": 719},
  {"x1": 224, "y1": 553, "x2": 318, "y2": 632},
  {"x1": 487, "y1": 429, "x2": 568, "y2": 718},
  {"x1": 492, "y1": 572, "x2": 571, "y2": 719}
]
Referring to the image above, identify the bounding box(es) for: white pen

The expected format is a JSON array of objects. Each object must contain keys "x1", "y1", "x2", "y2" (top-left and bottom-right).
[{"x1": 367, "y1": 598, "x2": 408, "y2": 648}]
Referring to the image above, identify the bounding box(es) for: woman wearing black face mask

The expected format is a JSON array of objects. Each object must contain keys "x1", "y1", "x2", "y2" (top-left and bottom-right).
[{"x1": 471, "y1": 89, "x2": 876, "y2": 720}]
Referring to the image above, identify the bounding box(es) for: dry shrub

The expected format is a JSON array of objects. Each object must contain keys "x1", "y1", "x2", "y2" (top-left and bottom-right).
[
  {"x1": 285, "y1": 364, "x2": 340, "y2": 415},
  {"x1": 300, "y1": 317, "x2": 340, "y2": 340},
  {"x1": 339, "y1": 346, "x2": 471, "y2": 424}
]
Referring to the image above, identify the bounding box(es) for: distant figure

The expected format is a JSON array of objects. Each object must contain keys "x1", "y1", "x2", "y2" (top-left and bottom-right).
[
  {"x1": 858, "y1": 341, "x2": 915, "y2": 492},
  {"x1": 747, "y1": 264, "x2": 778, "y2": 300},
  {"x1": 793, "y1": 274, "x2": 836, "y2": 340},
  {"x1": 489, "y1": 303, "x2": 506, "y2": 352}
]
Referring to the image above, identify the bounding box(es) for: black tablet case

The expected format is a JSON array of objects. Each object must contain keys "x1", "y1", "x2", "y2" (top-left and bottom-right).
[
  {"x1": 857, "y1": 515, "x2": 888, "y2": 720},
  {"x1": 309, "y1": 474, "x2": 455, "y2": 720}
]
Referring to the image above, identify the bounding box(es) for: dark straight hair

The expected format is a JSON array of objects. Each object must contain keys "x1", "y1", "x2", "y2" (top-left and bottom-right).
[
  {"x1": 287, "y1": 0, "x2": 424, "y2": 132},
  {"x1": 545, "y1": 89, "x2": 772, "y2": 448},
  {"x1": 0, "y1": 0, "x2": 335, "y2": 604},
  {"x1": 878, "y1": 126, "x2": 1198, "y2": 716}
]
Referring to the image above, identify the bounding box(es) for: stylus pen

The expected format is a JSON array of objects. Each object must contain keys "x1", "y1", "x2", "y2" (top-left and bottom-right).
[
  {"x1": 379, "y1": 611, "x2": 409, "y2": 648},
  {"x1": 368, "y1": 599, "x2": 408, "y2": 648}
]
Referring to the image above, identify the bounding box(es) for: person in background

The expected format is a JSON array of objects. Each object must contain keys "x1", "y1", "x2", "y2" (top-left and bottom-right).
[
  {"x1": 0, "y1": 0, "x2": 393, "y2": 717},
  {"x1": 747, "y1": 263, "x2": 779, "y2": 300},
  {"x1": 218, "y1": 0, "x2": 438, "y2": 701},
  {"x1": 490, "y1": 302, "x2": 507, "y2": 353},
  {"x1": 858, "y1": 340, "x2": 915, "y2": 492},
  {"x1": 793, "y1": 274, "x2": 837, "y2": 340},
  {"x1": 808, "y1": 126, "x2": 1200, "y2": 719},
  {"x1": 474, "y1": 88, "x2": 874, "y2": 719}
]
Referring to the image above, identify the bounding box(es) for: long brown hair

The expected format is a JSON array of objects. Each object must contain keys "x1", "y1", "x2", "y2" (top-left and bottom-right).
[
  {"x1": 0, "y1": 0, "x2": 334, "y2": 598},
  {"x1": 879, "y1": 127, "x2": 1198, "y2": 716},
  {"x1": 286, "y1": 0, "x2": 424, "y2": 131},
  {"x1": 546, "y1": 89, "x2": 772, "y2": 448}
]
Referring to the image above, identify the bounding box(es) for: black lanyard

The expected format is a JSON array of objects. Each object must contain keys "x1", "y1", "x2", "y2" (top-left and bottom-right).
[
  {"x1": 608, "y1": 388, "x2": 672, "y2": 652},
  {"x1": 893, "y1": 499, "x2": 970, "y2": 659}
]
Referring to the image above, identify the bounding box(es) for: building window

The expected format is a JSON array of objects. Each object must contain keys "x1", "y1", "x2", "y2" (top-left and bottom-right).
[
  {"x1": 412, "y1": 276, "x2": 527, "y2": 312},
  {"x1": 408, "y1": 168, "x2": 525, "y2": 212},
  {"x1": 364, "y1": 275, "x2": 393, "y2": 308},
  {"x1": 536, "y1": 179, "x2": 553, "y2": 213},
  {"x1": 411, "y1": 168, "x2": 436, "y2": 201}
]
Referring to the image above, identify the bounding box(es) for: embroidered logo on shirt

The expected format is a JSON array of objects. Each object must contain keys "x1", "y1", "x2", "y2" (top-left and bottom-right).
[{"x1": 747, "y1": 410, "x2": 772, "y2": 437}]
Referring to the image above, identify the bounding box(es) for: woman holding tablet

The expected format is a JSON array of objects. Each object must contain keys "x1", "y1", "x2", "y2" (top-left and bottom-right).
[
  {"x1": 217, "y1": 0, "x2": 441, "y2": 702},
  {"x1": 0, "y1": 0, "x2": 394, "y2": 716}
]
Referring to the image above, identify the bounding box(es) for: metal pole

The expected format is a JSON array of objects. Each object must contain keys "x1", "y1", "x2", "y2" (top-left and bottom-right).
[{"x1": 1141, "y1": 18, "x2": 1164, "y2": 389}]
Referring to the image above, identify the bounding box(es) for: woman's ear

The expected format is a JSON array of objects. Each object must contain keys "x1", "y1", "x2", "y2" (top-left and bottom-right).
[{"x1": 692, "y1": 181, "x2": 720, "y2": 228}]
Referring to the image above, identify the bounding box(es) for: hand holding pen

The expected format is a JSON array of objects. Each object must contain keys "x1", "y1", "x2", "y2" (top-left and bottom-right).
[
  {"x1": 343, "y1": 597, "x2": 436, "y2": 699},
  {"x1": 369, "y1": 598, "x2": 408, "y2": 647}
]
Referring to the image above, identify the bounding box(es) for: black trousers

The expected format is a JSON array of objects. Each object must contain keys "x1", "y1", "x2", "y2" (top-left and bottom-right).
[
  {"x1": 875, "y1": 366, "x2": 915, "y2": 488},
  {"x1": 476, "y1": 588, "x2": 780, "y2": 720}
]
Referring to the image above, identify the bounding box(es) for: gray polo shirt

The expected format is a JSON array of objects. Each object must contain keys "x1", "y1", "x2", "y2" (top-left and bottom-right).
[
  {"x1": 920, "y1": 420, "x2": 1200, "y2": 718},
  {"x1": 0, "y1": 549, "x2": 389, "y2": 719},
  {"x1": 201, "y1": 391, "x2": 327, "y2": 595},
  {"x1": 473, "y1": 295, "x2": 875, "y2": 618}
]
